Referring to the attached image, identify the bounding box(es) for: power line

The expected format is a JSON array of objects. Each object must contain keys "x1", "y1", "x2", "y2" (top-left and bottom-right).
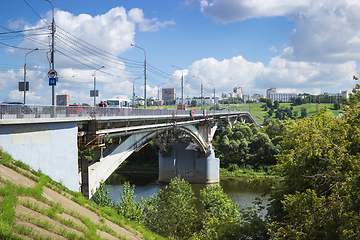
[{"x1": 23, "y1": 0, "x2": 49, "y2": 26}]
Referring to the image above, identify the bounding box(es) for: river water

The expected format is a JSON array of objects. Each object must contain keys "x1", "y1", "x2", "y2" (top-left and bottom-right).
[{"x1": 105, "y1": 172, "x2": 272, "y2": 215}]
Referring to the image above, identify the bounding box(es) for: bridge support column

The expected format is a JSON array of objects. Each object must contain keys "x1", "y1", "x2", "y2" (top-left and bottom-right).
[{"x1": 158, "y1": 143, "x2": 219, "y2": 183}]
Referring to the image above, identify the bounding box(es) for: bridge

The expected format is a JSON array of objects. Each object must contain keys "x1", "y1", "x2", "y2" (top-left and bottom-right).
[{"x1": 0, "y1": 104, "x2": 257, "y2": 198}]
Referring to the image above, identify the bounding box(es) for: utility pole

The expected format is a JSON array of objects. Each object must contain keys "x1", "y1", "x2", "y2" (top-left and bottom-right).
[
  {"x1": 172, "y1": 65, "x2": 184, "y2": 106},
  {"x1": 24, "y1": 48, "x2": 39, "y2": 104},
  {"x1": 46, "y1": 0, "x2": 55, "y2": 106},
  {"x1": 131, "y1": 44, "x2": 147, "y2": 109}
]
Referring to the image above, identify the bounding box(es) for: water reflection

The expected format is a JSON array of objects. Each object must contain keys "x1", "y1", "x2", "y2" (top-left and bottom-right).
[{"x1": 105, "y1": 172, "x2": 271, "y2": 215}]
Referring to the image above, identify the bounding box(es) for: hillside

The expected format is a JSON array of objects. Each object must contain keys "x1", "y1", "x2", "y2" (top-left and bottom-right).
[{"x1": 0, "y1": 149, "x2": 164, "y2": 240}]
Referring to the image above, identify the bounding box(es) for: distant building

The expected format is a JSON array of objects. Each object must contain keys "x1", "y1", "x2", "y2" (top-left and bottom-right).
[
  {"x1": 252, "y1": 94, "x2": 264, "y2": 102},
  {"x1": 162, "y1": 88, "x2": 176, "y2": 103},
  {"x1": 243, "y1": 95, "x2": 250, "y2": 102},
  {"x1": 233, "y1": 87, "x2": 243, "y2": 98},
  {"x1": 56, "y1": 95, "x2": 70, "y2": 106},
  {"x1": 341, "y1": 90, "x2": 350, "y2": 98},
  {"x1": 266, "y1": 88, "x2": 298, "y2": 103},
  {"x1": 266, "y1": 88, "x2": 277, "y2": 98}
]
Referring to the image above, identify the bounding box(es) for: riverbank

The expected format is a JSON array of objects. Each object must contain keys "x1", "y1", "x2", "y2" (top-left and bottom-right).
[
  {"x1": 0, "y1": 150, "x2": 164, "y2": 240},
  {"x1": 116, "y1": 163, "x2": 277, "y2": 178}
]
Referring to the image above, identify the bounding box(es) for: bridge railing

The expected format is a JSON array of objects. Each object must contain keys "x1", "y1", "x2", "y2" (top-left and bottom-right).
[{"x1": 0, "y1": 104, "x2": 240, "y2": 120}]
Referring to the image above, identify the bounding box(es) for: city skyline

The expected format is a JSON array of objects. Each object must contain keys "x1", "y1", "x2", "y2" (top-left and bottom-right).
[{"x1": 1, "y1": 0, "x2": 359, "y2": 105}]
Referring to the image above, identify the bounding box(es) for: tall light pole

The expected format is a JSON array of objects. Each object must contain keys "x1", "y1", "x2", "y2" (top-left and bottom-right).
[
  {"x1": 24, "y1": 48, "x2": 39, "y2": 104},
  {"x1": 172, "y1": 65, "x2": 184, "y2": 106},
  {"x1": 208, "y1": 82, "x2": 215, "y2": 115},
  {"x1": 132, "y1": 76, "x2": 141, "y2": 108},
  {"x1": 45, "y1": 0, "x2": 55, "y2": 106},
  {"x1": 157, "y1": 83, "x2": 165, "y2": 106},
  {"x1": 193, "y1": 75, "x2": 203, "y2": 110},
  {"x1": 131, "y1": 44, "x2": 147, "y2": 109},
  {"x1": 93, "y1": 66, "x2": 105, "y2": 106}
]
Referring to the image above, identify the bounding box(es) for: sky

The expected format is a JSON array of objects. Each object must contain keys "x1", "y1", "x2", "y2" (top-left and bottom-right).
[{"x1": 1, "y1": 0, "x2": 360, "y2": 105}]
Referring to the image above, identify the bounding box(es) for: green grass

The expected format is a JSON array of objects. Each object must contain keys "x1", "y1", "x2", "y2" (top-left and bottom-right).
[
  {"x1": 0, "y1": 149, "x2": 165, "y2": 240},
  {"x1": 245, "y1": 102, "x2": 343, "y2": 125}
]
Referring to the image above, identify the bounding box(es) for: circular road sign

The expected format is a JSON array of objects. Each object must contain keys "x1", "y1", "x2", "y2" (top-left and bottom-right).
[{"x1": 48, "y1": 69, "x2": 57, "y2": 78}]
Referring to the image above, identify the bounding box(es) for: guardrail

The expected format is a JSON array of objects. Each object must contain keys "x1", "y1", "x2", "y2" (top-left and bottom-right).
[{"x1": 0, "y1": 104, "x2": 234, "y2": 119}]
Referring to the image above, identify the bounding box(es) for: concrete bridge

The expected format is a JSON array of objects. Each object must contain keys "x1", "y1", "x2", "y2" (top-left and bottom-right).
[{"x1": 0, "y1": 104, "x2": 257, "y2": 198}]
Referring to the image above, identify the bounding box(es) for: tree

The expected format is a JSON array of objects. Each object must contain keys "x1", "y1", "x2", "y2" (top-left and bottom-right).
[
  {"x1": 268, "y1": 97, "x2": 360, "y2": 239},
  {"x1": 273, "y1": 100, "x2": 279, "y2": 109},
  {"x1": 143, "y1": 176, "x2": 201, "y2": 239},
  {"x1": 191, "y1": 99, "x2": 197, "y2": 107},
  {"x1": 300, "y1": 107, "x2": 307, "y2": 118},
  {"x1": 194, "y1": 185, "x2": 268, "y2": 240}
]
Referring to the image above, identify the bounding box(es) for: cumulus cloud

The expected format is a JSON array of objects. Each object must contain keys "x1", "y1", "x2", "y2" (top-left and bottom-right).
[
  {"x1": 200, "y1": 0, "x2": 310, "y2": 23},
  {"x1": 199, "y1": 0, "x2": 360, "y2": 64},
  {"x1": 5, "y1": 7, "x2": 174, "y2": 104},
  {"x1": 128, "y1": 8, "x2": 175, "y2": 32},
  {"x1": 283, "y1": 0, "x2": 360, "y2": 63},
  {"x1": 183, "y1": 55, "x2": 356, "y2": 96}
]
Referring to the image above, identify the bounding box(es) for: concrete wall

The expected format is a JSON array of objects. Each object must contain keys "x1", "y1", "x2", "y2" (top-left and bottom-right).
[
  {"x1": 0, "y1": 121, "x2": 79, "y2": 192},
  {"x1": 159, "y1": 143, "x2": 219, "y2": 183}
]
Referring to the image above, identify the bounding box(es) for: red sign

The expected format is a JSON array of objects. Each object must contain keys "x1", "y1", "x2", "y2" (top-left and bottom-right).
[{"x1": 48, "y1": 69, "x2": 57, "y2": 78}]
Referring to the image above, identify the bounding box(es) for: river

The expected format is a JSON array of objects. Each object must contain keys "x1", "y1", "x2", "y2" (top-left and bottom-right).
[{"x1": 105, "y1": 172, "x2": 272, "y2": 216}]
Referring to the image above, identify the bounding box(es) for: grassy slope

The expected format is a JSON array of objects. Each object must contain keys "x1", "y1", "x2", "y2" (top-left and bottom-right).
[{"x1": 0, "y1": 150, "x2": 165, "y2": 240}]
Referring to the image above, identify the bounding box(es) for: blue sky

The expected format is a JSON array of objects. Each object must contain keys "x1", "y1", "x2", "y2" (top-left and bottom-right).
[{"x1": 1, "y1": 0, "x2": 359, "y2": 105}]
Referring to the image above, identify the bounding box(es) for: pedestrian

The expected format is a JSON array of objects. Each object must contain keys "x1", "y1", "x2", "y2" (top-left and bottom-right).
[{"x1": 99, "y1": 101, "x2": 104, "y2": 107}]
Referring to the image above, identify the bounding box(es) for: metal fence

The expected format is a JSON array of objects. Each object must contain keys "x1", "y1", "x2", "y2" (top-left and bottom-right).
[{"x1": 0, "y1": 104, "x2": 238, "y2": 120}]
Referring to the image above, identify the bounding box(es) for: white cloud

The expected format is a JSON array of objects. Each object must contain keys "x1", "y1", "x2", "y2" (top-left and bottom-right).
[
  {"x1": 200, "y1": 0, "x2": 310, "y2": 23},
  {"x1": 183, "y1": 55, "x2": 356, "y2": 96},
  {"x1": 199, "y1": 0, "x2": 360, "y2": 64},
  {"x1": 3, "y1": 7, "x2": 175, "y2": 105},
  {"x1": 128, "y1": 8, "x2": 175, "y2": 32}
]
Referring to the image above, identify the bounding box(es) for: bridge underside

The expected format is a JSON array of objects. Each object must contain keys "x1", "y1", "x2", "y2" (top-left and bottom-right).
[
  {"x1": 80, "y1": 112, "x2": 259, "y2": 198},
  {"x1": 81, "y1": 118, "x2": 221, "y2": 198}
]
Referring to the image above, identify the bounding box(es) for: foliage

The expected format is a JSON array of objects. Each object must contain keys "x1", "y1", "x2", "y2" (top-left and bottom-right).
[
  {"x1": 92, "y1": 181, "x2": 114, "y2": 208},
  {"x1": 114, "y1": 181, "x2": 144, "y2": 222},
  {"x1": 193, "y1": 184, "x2": 268, "y2": 240},
  {"x1": 142, "y1": 176, "x2": 201, "y2": 239},
  {"x1": 268, "y1": 92, "x2": 360, "y2": 239},
  {"x1": 213, "y1": 122, "x2": 280, "y2": 171}
]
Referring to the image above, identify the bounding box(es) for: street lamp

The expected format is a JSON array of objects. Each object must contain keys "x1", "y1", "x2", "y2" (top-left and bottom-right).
[
  {"x1": 172, "y1": 65, "x2": 184, "y2": 106},
  {"x1": 130, "y1": 44, "x2": 147, "y2": 109},
  {"x1": 193, "y1": 75, "x2": 203, "y2": 111},
  {"x1": 157, "y1": 83, "x2": 165, "y2": 107},
  {"x1": 93, "y1": 66, "x2": 105, "y2": 106},
  {"x1": 24, "y1": 48, "x2": 39, "y2": 104},
  {"x1": 208, "y1": 82, "x2": 215, "y2": 115},
  {"x1": 132, "y1": 76, "x2": 141, "y2": 108}
]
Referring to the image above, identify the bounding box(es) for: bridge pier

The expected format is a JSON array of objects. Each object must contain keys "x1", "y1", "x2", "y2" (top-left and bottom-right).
[{"x1": 158, "y1": 143, "x2": 219, "y2": 183}]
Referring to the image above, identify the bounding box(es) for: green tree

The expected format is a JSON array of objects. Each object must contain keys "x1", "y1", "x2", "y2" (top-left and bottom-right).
[
  {"x1": 194, "y1": 185, "x2": 269, "y2": 240},
  {"x1": 143, "y1": 176, "x2": 201, "y2": 239},
  {"x1": 300, "y1": 107, "x2": 307, "y2": 118},
  {"x1": 273, "y1": 100, "x2": 279, "y2": 109},
  {"x1": 268, "y1": 103, "x2": 360, "y2": 239}
]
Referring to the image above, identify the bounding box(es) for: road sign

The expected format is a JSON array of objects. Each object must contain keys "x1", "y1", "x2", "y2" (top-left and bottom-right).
[
  {"x1": 90, "y1": 90, "x2": 99, "y2": 97},
  {"x1": 18, "y1": 82, "x2": 29, "y2": 91},
  {"x1": 48, "y1": 69, "x2": 57, "y2": 78},
  {"x1": 49, "y1": 78, "x2": 57, "y2": 86}
]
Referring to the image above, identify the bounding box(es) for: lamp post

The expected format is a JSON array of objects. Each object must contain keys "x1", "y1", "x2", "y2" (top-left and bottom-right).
[
  {"x1": 132, "y1": 76, "x2": 141, "y2": 108},
  {"x1": 172, "y1": 65, "x2": 184, "y2": 106},
  {"x1": 130, "y1": 44, "x2": 147, "y2": 109},
  {"x1": 193, "y1": 75, "x2": 203, "y2": 111},
  {"x1": 157, "y1": 83, "x2": 165, "y2": 107},
  {"x1": 24, "y1": 48, "x2": 39, "y2": 104},
  {"x1": 208, "y1": 82, "x2": 215, "y2": 115},
  {"x1": 93, "y1": 66, "x2": 105, "y2": 106}
]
